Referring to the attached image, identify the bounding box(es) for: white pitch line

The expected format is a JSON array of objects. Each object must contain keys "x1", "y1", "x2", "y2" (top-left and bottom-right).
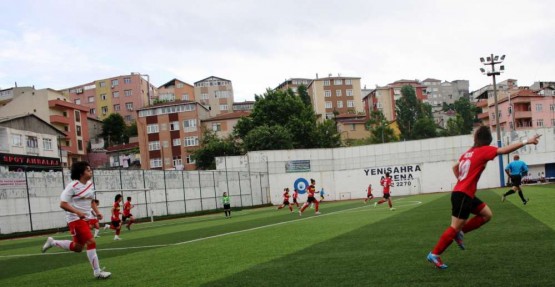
[{"x1": 0, "y1": 198, "x2": 421, "y2": 258}]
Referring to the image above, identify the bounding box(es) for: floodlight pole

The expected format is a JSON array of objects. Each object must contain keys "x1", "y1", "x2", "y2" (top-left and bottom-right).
[{"x1": 482, "y1": 53, "x2": 505, "y2": 187}]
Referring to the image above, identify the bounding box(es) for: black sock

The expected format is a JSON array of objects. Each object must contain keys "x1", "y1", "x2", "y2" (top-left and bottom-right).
[
  {"x1": 504, "y1": 190, "x2": 515, "y2": 196},
  {"x1": 518, "y1": 191, "x2": 526, "y2": 202}
]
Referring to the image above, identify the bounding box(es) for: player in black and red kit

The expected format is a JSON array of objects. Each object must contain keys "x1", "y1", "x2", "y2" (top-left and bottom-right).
[
  {"x1": 427, "y1": 126, "x2": 541, "y2": 269},
  {"x1": 292, "y1": 189, "x2": 300, "y2": 208},
  {"x1": 374, "y1": 173, "x2": 394, "y2": 210},
  {"x1": 364, "y1": 184, "x2": 374, "y2": 204},
  {"x1": 104, "y1": 194, "x2": 123, "y2": 240},
  {"x1": 299, "y1": 179, "x2": 320, "y2": 215},
  {"x1": 277, "y1": 188, "x2": 293, "y2": 212}
]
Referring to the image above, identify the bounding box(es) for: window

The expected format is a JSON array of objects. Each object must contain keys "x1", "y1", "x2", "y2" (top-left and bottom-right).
[
  {"x1": 215, "y1": 91, "x2": 229, "y2": 98},
  {"x1": 324, "y1": 80, "x2": 330, "y2": 86},
  {"x1": 114, "y1": 104, "x2": 120, "y2": 111},
  {"x1": 183, "y1": 119, "x2": 197, "y2": 132},
  {"x1": 125, "y1": 90, "x2": 132, "y2": 97},
  {"x1": 101, "y1": 106, "x2": 108, "y2": 115},
  {"x1": 111, "y1": 79, "x2": 119, "y2": 87},
  {"x1": 491, "y1": 113, "x2": 495, "y2": 119},
  {"x1": 176, "y1": 83, "x2": 184, "y2": 88},
  {"x1": 126, "y1": 102, "x2": 133, "y2": 110},
  {"x1": 170, "y1": 121, "x2": 180, "y2": 131},
  {"x1": 74, "y1": 99, "x2": 81, "y2": 105},
  {"x1": 182, "y1": 93, "x2": 189, "y2": 101},
  {"x1": 325, "y1": 101, "x2": 332, "y2": 109},
  {"x1": 113, "y1": 91, "x2": 119, "y2": 98},
  {"x1": 77, "y1": 140, "x2": 83, "y2": 151},
  {"x1": 537, "y1": 119, "x2": 544, "y2": 127},
  {"x1": 147, "y1": 124, "x2": 159, "y2": 134},
  {"x1": 394, "y1": 89, "x2": 401, "y2": 95},
  {"x1": 536, "y1": 104, "x2": 543, "y2": 112},
  {"x1": 337, "y1": 101, "x2": 343, "y2": 108},
  {"x1": 124, "y1": 77, "x2": 131, "y2": 84},
  {"x1": 325, "y1": 90, "x2": 331, "y2": 97},
  {"x1": 334, "y1": 79, "x2": 342, "y2": 85},
  {"x1": 345, "y1": 79, "x2": 352, "y2": 85},
  {"x1": 76, "y1": 125, "x2": 82, "y2": 137},
  {"x1": 75, "y1": 111, "x2": 81, "y2": 122},
  {"x1": 212, "y1": 123, "x2": 221, "y2": 131},
  {"x1": 125, "y1": 115, "x2": 132, "y2": 122},
  {"x1": 336, "y1": 90, "x2": 342, "y2": 97},
  {"x1": 150, "y1": 158, "x2": 162, "y2": 168},
  {"x1": 351, "y1": 124, "x2": 356, "y2": 131},
  {"x1": 347, "y1": 100, "x2": 354, "y2": 108},
  {"x1": 184, "y1": 136, "x2": 199, "y2": 147},
  {"x1": 43, "y1": 138, "x2": 53, "y2": 150},
  {"x1": 346, "y1": 89, "x2": 353, "y2": 97},
  {"x1": 550, "y1": 104, "x2": 555, "y2": 112},
  {"x1": 148, "y1": 141, "x2": 160, "y2": 151},
  {"x1": 172, "y1": 138, "x2": 181, "y2": 146},
  {"x1": 173, "y1": 157, "x2": 182, "y2": 167},
  {"x1": 186, "y1": 155, "x2": 196, "y2": 164},
  {"x1": 88, "y1": 96, "x2": 95, "y2": 103},
  {"x1": 99, "y1": 81, "x2": 106, "y2": 87},
  {"x1": 12, "y1": 134, "x2": 22, "y2": 147},
  {"x1": 552, "y1": 119, "x2": 555, "y2": 126},
  {"x1": 26, "y1": 136, "x2": 38, "y2": 148},
  {"x1": 101, "y1": 94, "x2": 107, "y2": 100},
  {"x1": 219, "y1": 104, "x2": 228, "y2": 111},
  {"x1": 201, "y1": 93, "x2": 208, "y2": 100}
]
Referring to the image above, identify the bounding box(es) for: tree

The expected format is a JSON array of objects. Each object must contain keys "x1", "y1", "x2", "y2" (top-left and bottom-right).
[
  {"x1": 244, "y1": 125, "x2": 293, "y2": 151},
  {"x1": 101, "y1": 113, "x2": 127, "y2": 147},
  {"x1": 441, "y1": 114, "x2": 465, "y2": 136},
  {"x1": 127, "y1": 121, "x2": 138, "y2": 137},
  {"x1": 315, "y1": 120, "x2": 342, "y2": 148},
  {"x1": 396, "y1": 85, "x2": 437, "y2": 140},
  {"x1": 297, "y1": 84, "x2": 312, "y2": 106},
  {"x1": 413, "y1": 117, "x2": 438, "y2": 139},
  {"x1": 191, "y1": 130, "x2": 242, "y2": 170},
  {"x1": 365, "y1": 110, "x2": 398, "y2": 144},
  {"x1": 453, "y1": 97, "x2": 475, "y2": 135}
]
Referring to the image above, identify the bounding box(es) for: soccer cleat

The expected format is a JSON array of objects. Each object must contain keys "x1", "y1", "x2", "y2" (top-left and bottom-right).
[
  {"x1": 126, "y1": 225, "x2": 130, "y2": 231},
  {"x1": 454, "y1": 231, "x2": 465, "y2": 250},
  {"x1": 427, "y1": 252, "x2": 448, "y2": 269},
  {"x1": 94, "y1": 235, "x2": 100, "y2": 238},
  {"x1": 373, "y1": 202, "x2": 378, "y2": 208},
  {"x1": 41, "y1": 237, "x2": 54, "y2": 253},
  {"x1": 523, "y1": 198, "x2": 529, "y2": 205},
  {"x1": 299, "y1": 211, "x2": 302, "y2": 216},
  {"x1": 94, "y1": 268, "x2": 111, "y2": 279},
  {"x1": 114, "y1": 236, "x2": 121, "y2": 241},
  {"x1": 103, "y1": 224, "x2": 109, "y2": 231},
  {"x1": 501, "y1": 195, "x2": 506, "y2": 202},
  {"x1": 390, "y1": 207, "x2": 396, "y2": 211},
  {"x1": 315, "y1": 211, "x2": 321, "y2": 215}
]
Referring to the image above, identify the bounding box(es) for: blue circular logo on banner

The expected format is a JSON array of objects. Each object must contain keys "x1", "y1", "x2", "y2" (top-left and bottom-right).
[{"x1": 294, "y1": 178, "x2": 309, "y2": 194}]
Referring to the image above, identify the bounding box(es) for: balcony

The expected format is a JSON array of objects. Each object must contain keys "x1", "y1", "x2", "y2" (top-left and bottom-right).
[
  {"x1": 478, "y1": 112, "x2": 489, "y2": 119},
  {"x1": 50, "y1": 115, "x2": 70, "y2": 125},
  {"x1": 475, "y1": 100, "x2": 488, "y2": 108},
  {"x1": 514, "y1": 111, "x2": 532, "y2": 119},
  {"x1": 511, "y1": 97, "x2": 532, "y2": 104},
  {"x1": 26, "y1": 146, "x2": 39, "y2": 155}
]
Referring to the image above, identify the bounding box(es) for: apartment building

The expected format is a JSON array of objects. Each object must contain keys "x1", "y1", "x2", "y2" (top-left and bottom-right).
[
  {"x1": 201, "y1": 111, "x2": 251, "y2": 139},
  {"x1": 232, "y1": 101, "x2": 254, "y2": 112},
  {"x1": 275, "y1": 78, "x2": 312, "y2": 94},
  {"x1": 136, "y1": 100, "x2": 211, "y2": 170},
  {"x1": 0, "y1": 87, "x2": 91, "y2": 167},
  {"x1": 63, "y1": 73, "x2": 157, "y2": 123},
  {"x1": 421, "y1": 78, "x2": 469, "y2": 109},
  {"x1": 194, "y1": 76, "x2": 234, "y2": 117},
  {"x1": 158, "y1": 78, "x2": 195, "y2": 102},
  {"x1": 0, "y1": 114, "x2": 65, "y2": 171},
  {"x1": 307, "y1": 76, "x2": 364, "y2": 120}
]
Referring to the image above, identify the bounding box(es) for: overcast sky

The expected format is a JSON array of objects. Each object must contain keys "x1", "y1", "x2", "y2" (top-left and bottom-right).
[{"x1": 1, "y1": 0, "x2": 553, "y2": 101}]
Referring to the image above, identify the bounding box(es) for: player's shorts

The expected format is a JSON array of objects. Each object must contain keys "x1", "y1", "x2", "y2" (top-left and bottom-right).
[
  {"x1": 224, "y1": 203, "x2": 231, "y2": 210},
  {"x1": 283, "y1": 200, "x2": 290, "y2": 205},
  {"x1": 451, "y1": 191, "x2": 485, "y2": 220},
  {"x1": 111, "y1": 219, "x2": 121, "y2": 228},
  {"x1": 88, "y1": 218, "x2": 98, "y2": 227},
  {"x1": 68, "y1": 219, "x2": 93, "y2": 245},
  {"x1": 367, "y1": 193, "x2": 373, "y2": 198},
  {"x1": 382, "y1": 193, "x2": 390, "y2": 199},
  {"x1": 293, "y1": 198, "x2": 298, "y2": 203},
  {"x1": 122, "y1": 214, "x2": 133, "y2": 221},
  {"x1": 307, "y1": 196, "x2": 317, "y2": 203},
  {"x1": 510, "y1": 175, "x2": 522, "y2": 187}
]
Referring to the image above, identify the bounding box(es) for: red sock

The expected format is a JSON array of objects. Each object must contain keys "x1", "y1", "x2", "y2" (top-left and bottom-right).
[
  {"x1": 116, "y1": 229, "x2": 121, "y2": 235},
  {"x1": 462, "y1": 216, "x2": 486, "y2": 233},
  {"x1": 69, "y1": 242, "x2": 75, "y2": 251},
  {"x1": 432, "y1": 227, "x2": 457, "y2": 255},
  {"x1": 289, "y1": 206, "x2": 293, "y2": 211},
  {"x1": 314, "y1": 201, "x2": 320, "y2": 212},
  {"x1": 388, "y1": 199, "x2": 392, "y2": 208},
  {"x1": 300, "y1": 204, "x2": 307, "y2": 212}
]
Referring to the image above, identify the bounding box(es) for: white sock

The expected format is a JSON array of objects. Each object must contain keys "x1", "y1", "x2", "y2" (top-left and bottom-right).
[
  {"x1": 86, "y1": 249, "x2": 100, "y2": 272},
  {"x1": 94, "y1": 229, "x2": 99, "y2": 237},
  {"x1": 53, "y1": 240, "x2": 73, "y2": 251}
]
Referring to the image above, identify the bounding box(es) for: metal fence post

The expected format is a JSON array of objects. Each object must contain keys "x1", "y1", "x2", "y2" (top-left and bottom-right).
[
  {"x1": 212, "y1": 171, "x2": 218, "y2": 209},
  {"x1": 259, "y1": 172, "x2": 263, "y2": 205},
  {"x1": 24, "y1": 168, "x2": 33, "y2": 232},
  {"x1": 198, "y1": 170, "x2": 203, "y2": 211},
  {"x1": 163, "y1": 169, "x2": 168, "y2": 216},
  {"x1": 142, "y1": 169, "x2": 148, "y2": 220},
  {"x1": 181, "y1": 170, "x2": 187, "y2": 214},
  {"x1": 238, "y1": 171, "x2": 243, "y2": 207}
]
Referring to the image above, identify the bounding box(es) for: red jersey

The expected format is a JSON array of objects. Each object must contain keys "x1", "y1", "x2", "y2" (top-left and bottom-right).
[
  {"x1": 293, "y1": 190, "x2": 298, "y2": 199},
  {"x1": 111, "y1": 202, "x2": 121, "y2": 221},
  {"x1": 380, "y1": 177, "x2": 393, "y2": 193},
  {"x1": 283, "y1": 192, "x2": 290, "y2": 201},
  {"x1": 453, "y1": 145, "x2": 497, "y2": 198},
  {"x1": 123, "y1": 201, "x2": 132, "y2": 216},
  {"x1": 306, "y1": 185, "x2": 316, "y2": 197},
  {"x1": 367, "y1": 186, "x2": 373, "y2": 196}
]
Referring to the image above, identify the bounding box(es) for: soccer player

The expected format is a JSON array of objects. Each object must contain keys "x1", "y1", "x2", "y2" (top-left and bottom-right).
[
  {"x1": 105, "y1": 194, "x2": 123, "y2": 240},
  {"x1": 222, "y1": 192, "x2": 231, "y2": 218},
  {"x1": 41, "y1": 161, "x2": 111, "y2": 279},
  {"x1": 502, "y1": 155, "x2": 529, "y2": 205},
  {"x1": 374, "y1": 173, "x2": 394, "y2": 210},
  {"x1": 122, "y1": 196, "x2": 135, "y2": 230},
  {"x1": 292, "y1": 189, "x2": 300, "y2": 208},
  {"x1": 89, "y1": 199, "x2": 101, "y2": 238},
  {"x1": 427, "y1": 127, "x2": 541, "y2": 269},
  {"x1": 299, "y1": 179, "x2": 320, "y2": 215},
  {"x1": 320, "y1": 188, "x2": 326, "y2": 202},
  {"x1": 277, "y1": 188, "x2": 293, "y2": 212},
  {"x1": 364, "y1": 184, "x2": 374, "y2": 204}
]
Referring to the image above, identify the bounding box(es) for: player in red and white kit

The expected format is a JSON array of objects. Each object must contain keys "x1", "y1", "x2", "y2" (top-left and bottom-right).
[
  {"x1": 299, "y1": 179, "x2": 320, "y2": 215},
  {"x1": 374, "y1": 173, "x2": 394, "y2": 210},
  {"x1": 277, "y1": 188, "x2": 293, "y2": 212},
  {"x1": 88, "y1": 199, "x2": 101, "y2": 238},
  {"x1": 364, "y1": 184, "x2": 374, "y2": 204},
  {"x1": 106, "y1": 194, "x2": 123, "y2": 240},
  {"x1": 427, "y1": 126, "x2": 541, "y2": 269},
  {"x1": 122, "y1": 196, "x2": 135, "y2": 230},
  {"x1": 292, "y1": 189, "x2": 300, "y2": 208},
  {"x1": 41, "y1": 161, "x2": 111, "y2": 279}
]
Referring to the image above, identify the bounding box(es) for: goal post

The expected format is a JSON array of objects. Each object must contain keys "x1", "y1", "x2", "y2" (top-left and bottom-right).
[{"x1": 94, "y1": 188, "x2": 153, "y2": 223}]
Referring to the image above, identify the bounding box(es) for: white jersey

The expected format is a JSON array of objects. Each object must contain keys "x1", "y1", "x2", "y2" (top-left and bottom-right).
[{"x1": 60, "y1": 180, "x2": 95, "y2": 223}]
